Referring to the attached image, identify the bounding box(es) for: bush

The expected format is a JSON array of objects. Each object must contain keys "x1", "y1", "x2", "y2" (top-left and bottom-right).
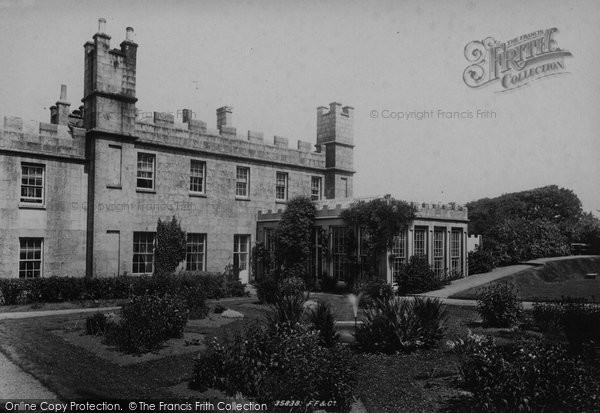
[
  {"x1": 308, "y1": 301, "x2": 339, "y2": 348},
  {"x1": 476, "y1": 282, "x2": 522, "y2": 327},
  {"x1": 531, "y1": 301, "x2": 566, "y2": 334},
  {"x1": 467, "y1": 248, "x2": 495, "y2": 275},
  {"x1": 394, "y1": 255, "x2": 442, "y2": 294},
  {"x1": 0, "y1": 272, "x2": 233, "y2": 306},
  {"x1": 362, "y1": 279, "x2": 394, "y2": 305},
  {"x1": 256, "y1": 272, "x2": 279, "y2": 304},
  {"x1": 320, "y1": 273, "x2": 337, "y2": 293},
  {"x1": 213, "y1": 304, "x2": 226, "y2": 314},
  {"x1": 562, "y1": 304, "x2": 600, "y2": 353},
  {"x1": 355, "y1": 297, "x2": 446, "y2": 353},
  {"x1": 106, "y1": 294, "x2": 188, "y2": 354},
  {"x1": 277, "y1": 276, "x2": 306, "y2": 299},
  {"x1": 191, "y1": 322, "x2": 356, "y2": 411},
  {"x1": 456, "y1": 333, "x2": 600, "y2": 411},
  {"x1": 85, "y1": 313, "x2": 109, "y2": 336},
  {"x1": 265, "y1": 294, "x2": 307, "y2": 326}
]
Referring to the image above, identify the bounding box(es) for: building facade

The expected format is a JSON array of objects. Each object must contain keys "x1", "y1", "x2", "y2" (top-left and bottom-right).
[
  {"x1": 0, "y1": 19, "x2": 469, "y2": 282},
  {"x1": 257, "y1": 198, "x2": 469, "y2": 285}
]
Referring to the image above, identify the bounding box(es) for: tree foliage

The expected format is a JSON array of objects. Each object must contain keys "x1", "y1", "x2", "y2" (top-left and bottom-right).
[
  {"x1": 273, "y1": 196, "x2": 317, "y2": 276},
  {"x1": 340, "y1": 195, "x2": 416, "y2": 276},
  {"x1": 466, "y1": 186, "x2": 598, "y2": 265},
  {"x1": 467, "y1": 185, "x2": 583, "y2": 236},
  {"x1": 154, "y1": 216, "x2": 187, "y2": 276}
]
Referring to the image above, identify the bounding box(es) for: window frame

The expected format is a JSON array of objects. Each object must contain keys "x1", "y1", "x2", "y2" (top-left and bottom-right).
[
  {"x1": 392, "y1": 230, "x2": 407, "y2": 278},
  {"x1": 19, "y1": 238, "x2": 43, "y2": 278},
  {"x1": 233, "y1": 234, "x2": 250, "y2": 271},
  {"x1": 186, "y1": 233, "x2": 206, "y2": 271},
  {"x1": 413, "y1": 227, "x2": 428, "y2": 257},
  {"x1": 235, "y1": 166, "x2": 250, "y2": 198},
  {"x1": 132, "y1": 232, "x2": 155, "y2": 275},
  {"x1": 20, "y1": 163, "x2": 45, "y2": 205},
  {"x1": 136, "y1": 152, "x2": 156, "y2": 191},
  {"x1": 311, "y1": 176, "x2": 322, "y2": 201},
  {"x1": 189, "y1": 159, "x2": 206, "y2": 195},
  {"x1": 275, "y1": 171, "x2": 288, "y2": 201}
]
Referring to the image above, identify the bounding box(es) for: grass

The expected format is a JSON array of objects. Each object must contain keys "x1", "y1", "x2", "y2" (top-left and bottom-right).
[{"x1": 450, "y1": 257, "x2": 600, "y2": 302}]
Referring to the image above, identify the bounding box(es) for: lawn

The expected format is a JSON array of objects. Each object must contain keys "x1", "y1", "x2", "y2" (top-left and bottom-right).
[
  {"x1": 451, "y1": 257, "x2": 600, "y2": 302},
  {"x1": 0, "y1": 295, "x2": 492, "y2": 411}
]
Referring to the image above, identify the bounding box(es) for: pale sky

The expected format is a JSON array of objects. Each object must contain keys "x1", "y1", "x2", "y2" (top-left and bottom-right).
[{"x1": 1, "y1": 0, "x2": 598, "y2": 214}]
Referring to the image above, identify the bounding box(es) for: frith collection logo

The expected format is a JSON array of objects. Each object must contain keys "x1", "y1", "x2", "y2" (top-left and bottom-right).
[{"x1": 463, "y1": 28, "x2": 572, "y2": 92}]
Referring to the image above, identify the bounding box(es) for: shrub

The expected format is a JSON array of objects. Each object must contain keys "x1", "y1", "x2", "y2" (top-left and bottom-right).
[
  {"x1": 531, "y1": 301, "x2": 566, "y2": 334},
  {"x1": 363, "y1": 278, "x2": 394, "y2": 304},
  {"x1": 411, "y1": 296, "x2": 448, "y2": 347},
  {"x1": 308, "y1": 301, "x2": 339, "y2": 347},
  {"x1": 277, "y1": 276, "x2": 306, "y2": 299},
  {"x1": 476, "y1": 282, "x2": 522, "y2": 327},
  {"x1": 467, "y1": 247, "x2": 495, "y2": 275},
  {"x1": 0, "y1": 288, "x2": 5, "y2": 306},
  {"x1": 154, "y1": 216, "x2": 186, "y2": 277},
  {"x1": 394, "y1": 255, "x2": 442, "y2": 295},
  {"x1": 213, "y1": 304, "x2": 226, "y2": 314},
  {"x1": 191, "y1": 322, "x2": 356, "y2": 411},
  {"x1": 562, "y1": 303, "x2": 600, "y2": 353},
  {"x1": 456, "y1": 333, "x2": 600, "y2": 411},
  {"x1": 320, "y1": 273, "x2": 338, "y2": 292},
  {"x1": 106, "y1": 294, "x2": 189, "y2": 354},
  {"x1": 256, "y1": 272, "x2": 279, "y2": 304},
  {"x1": 355, "y1": 297, "x2": 446, "y2": 353},
  {"x1": 265, "y1": 294, "x2": 307, "y2": 326},
  {"x1": 85, "y1": 313, "x2": 109, "y2": 336}
]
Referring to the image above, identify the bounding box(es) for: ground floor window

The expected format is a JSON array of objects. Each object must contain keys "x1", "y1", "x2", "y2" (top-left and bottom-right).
[
  {"x1": 133, "y1": 232, "x2": 155, "y2": 274},
  {"x1": 233, "y1": 234, "x2": 250, "y2": 271},
  {"x1": 308, "y1": 227, "x2": 323, "y2": 280},
  {"x1": 186, "y1": 233, "x2": 206, "y2": 271},
  {"x1": 433, "y1": 229, "x2": 445, "y2": 277},
  {"x1": 331, "y1": 226, "x2": 349, "y2": 281},
  {"x1": 19, "y1": 238, "x2": 43, "y2": 278},
  {"x1": 392, "y1": 231, "x2": 407, "y2": 278},
  {"x1": 414, "y1": 228, "x2": 427, "y2": 257},
  {"x1": 450, "y1": 230, "x2": 462, "y2": 275}
]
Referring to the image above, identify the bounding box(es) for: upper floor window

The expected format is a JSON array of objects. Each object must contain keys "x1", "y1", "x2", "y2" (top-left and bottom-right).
[
  {"x1": 236, "y1": 166, "x2": 250, "y2": 198},
  {"x1": 21, "y1": 164, "x2": 45, "y2": 204},
  {"x1": 311, "y1": 176, "x2": 322, "y2": 201},
  {"x1": 19, "y1": 238, "x2": 43, "y2": 278},
  {"x1": 137, "y1": 153, "x2": 155, "y2": 190},
  {"x1": 190, "y1": 160, "x2": 206, "y2": 194},
  {"x1": 341, "y1": 177, "x2": 349, "y2": 198},
  {"x1": 276, "y1": 172, "x2": 288, "y2": 201}
]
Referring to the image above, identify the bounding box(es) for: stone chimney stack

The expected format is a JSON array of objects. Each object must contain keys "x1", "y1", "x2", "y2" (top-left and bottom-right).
[
  {"x1": 50, "y1": 84, "x2": 71, "y2": 125},
  {"x1": 216, "y1": 106, "x2": 233, "y2": 131}
]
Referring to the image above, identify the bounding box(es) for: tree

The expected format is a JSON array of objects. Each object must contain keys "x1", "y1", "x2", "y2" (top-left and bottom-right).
[
  {"x1": 154, "y1": 216, "x2": 187, "y2": 276},
  {"x1": 273, "y1": 196, "x2": 317, "y2": 278},
  {"x1": 340, "y1": 195, "x2": 416, "y2": 278}
]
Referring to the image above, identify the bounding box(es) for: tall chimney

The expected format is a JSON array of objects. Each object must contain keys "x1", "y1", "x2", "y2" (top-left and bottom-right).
[
  {"x1": 216, "y1": 106, "x2": 233, "y2": 131},
  {"x1": 50, "y1": 84, "x2": 71, "y2": 125}
]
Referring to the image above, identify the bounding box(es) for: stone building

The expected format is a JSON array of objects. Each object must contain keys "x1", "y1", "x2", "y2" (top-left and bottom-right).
[{"x1": 0, "y1": 19, "x2": 468, "y2": 283}]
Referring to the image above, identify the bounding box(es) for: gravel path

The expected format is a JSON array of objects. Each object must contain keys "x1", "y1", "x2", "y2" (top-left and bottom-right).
[{"x1": 0, "y1": 351, "x2": 57, "y2": 399}]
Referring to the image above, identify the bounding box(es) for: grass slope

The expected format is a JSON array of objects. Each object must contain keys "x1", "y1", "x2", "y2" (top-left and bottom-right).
[{"x1": 451, "y1": 257, "x2": 600, "y2": 302}]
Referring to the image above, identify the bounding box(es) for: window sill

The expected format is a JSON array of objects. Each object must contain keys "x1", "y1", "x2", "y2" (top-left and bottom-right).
[
  {"x1": 235, "y1": 196, "x2": 251, "y2": 202},
  {"x1": 189, "y1": 192, "x2": 207, "y2": 198},
  {"x1": 136, "y1": 188, "x2": 156, "y2": 194},
  {"x1": 19, "y1": 203, "x2": 46, "y2": 210},
  {"x1": 107, "y1": 185, "x2": 122, "y2": 190}
]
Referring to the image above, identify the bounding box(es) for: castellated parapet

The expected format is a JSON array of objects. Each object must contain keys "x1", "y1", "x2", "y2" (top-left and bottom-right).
[
  {"x1": 258, "y1": 200, "x2": 468, "y2": 222},
  {"x1": 0, "y1": 116, "x2": 86, "y2": 160}
]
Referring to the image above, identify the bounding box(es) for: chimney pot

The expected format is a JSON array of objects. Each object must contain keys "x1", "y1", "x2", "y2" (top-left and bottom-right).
[
  {"x1": 126, "y1": 27, "x2": 134, "y2": 41},
  {"x1": 98, "y1": 18, "x2": 106, "y2": 33},
  {"x1": 60, "y1": 84, "x2": 67, "y2": 101}
]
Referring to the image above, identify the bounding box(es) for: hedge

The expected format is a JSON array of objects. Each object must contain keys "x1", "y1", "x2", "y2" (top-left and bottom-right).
[{"x1": 0, "y1": 271, "x2": 246, "y2": 306}]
